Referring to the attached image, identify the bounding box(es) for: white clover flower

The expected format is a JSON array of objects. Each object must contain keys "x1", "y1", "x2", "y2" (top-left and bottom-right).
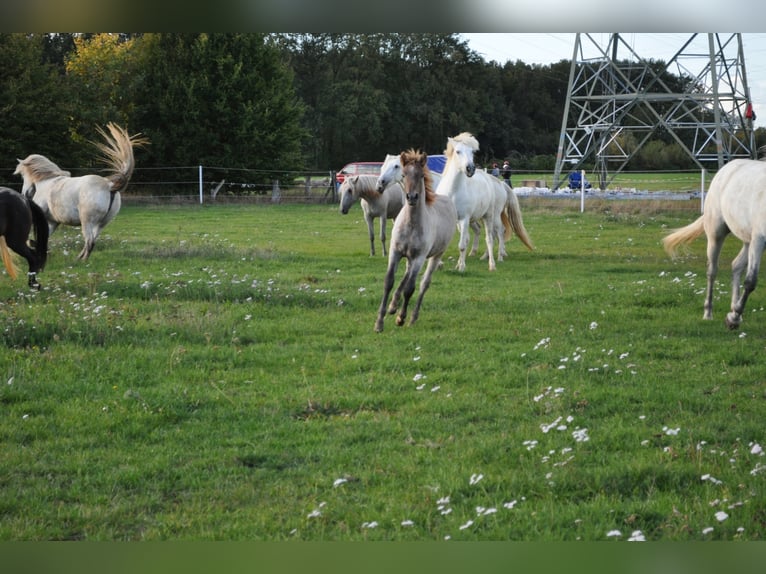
[
  {"x1": 628, "y1": 530, "x2": 646, "y2": 542},
  {"x1": 333, "y1": 478, "x2": 348, "y2": 488},
  {"x1": 606, "y1": 530, "x2": 622, "y2": 538},
  {"x1": 750, "y1": 443, "x2": 763, "y2": 456},
  {"x1": 401, "y1": 520, "x2": 414, "y2": 527},
  {"x1": 459, "y1": 520, "x2": 474, "y2": 530},
  {"x1": 469, "y1": 473, "x2": 484, "y2": 485},
  {"x1": 413, "y1": 373, "x2": 425, "y2": 382},
  {"x1": 362, "y1": 521, "x2": 378, "y2": 529},
  {"x1": 715, "y1": 511, "x2": 729, "y2": 522},
  {"x1": 589, "y1": 321, "x2": 598, "y2": 330},
  {"x1": 503, "y1": 500, "x2": 517, "y2": 509},
  {"x1": 702, "y1": 527, "x2": 714, "y2": 535}
]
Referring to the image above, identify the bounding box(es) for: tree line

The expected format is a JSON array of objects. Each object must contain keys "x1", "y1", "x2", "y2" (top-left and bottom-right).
[{"x1": 1, "y1": 32, "x2": 763, "y2": 190}]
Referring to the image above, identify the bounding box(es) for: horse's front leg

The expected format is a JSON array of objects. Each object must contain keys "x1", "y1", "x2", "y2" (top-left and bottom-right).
[
  {"x1": 409, "y1": 256, "x2": 440, "y2": 326},
  {"x1": 375, "y1": 254, "x2": 401, "y2": 332},
  {"x1": 726, "y1": 240, "x2": 763, "y2": 330},
  {"x1": 396, "y1": 257, "x2": 424, "y2": 327},
  {"x1": 389, "y1": 259, "x2": 411, "y2": 315}
]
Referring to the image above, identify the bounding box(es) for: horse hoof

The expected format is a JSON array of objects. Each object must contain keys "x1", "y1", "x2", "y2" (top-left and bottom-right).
[
  {"x1": 395, "y1": 316, "x2": 405, "y2": 326},
  {"x1": 725, "y1": 312, "x2": 741, "y2": 330}
]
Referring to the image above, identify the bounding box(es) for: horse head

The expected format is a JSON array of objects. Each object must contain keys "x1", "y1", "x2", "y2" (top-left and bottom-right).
[
  {"x1": 446, "y1": 133, "x2": 478, "y2": 178},
  {"x1": 376, "y1": 154, "x2": 402, "y2": 192},
  {"x1": 339, "y1": 176, "x2": 359, "y2": 214},
  {"x1": 401, "y1": 149, "x2": 433, "y2": 207}
]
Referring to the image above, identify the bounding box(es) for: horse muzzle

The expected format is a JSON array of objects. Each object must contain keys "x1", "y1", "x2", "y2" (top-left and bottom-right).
[
  {"x1": 406, "y1": 193, "x2": 419, "y2": 206},
  {"x1": 466, "y1": 164, "x2": 476, "y2": 177}
]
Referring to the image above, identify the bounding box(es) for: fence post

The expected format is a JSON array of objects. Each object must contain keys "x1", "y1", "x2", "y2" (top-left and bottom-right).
[
  {"x1": 580, "y1": 169, "x2": 586, "y2": 213},
  {"x1": 272, "y1": 180, "x2": 281, "y2": 203},
  {"x1": 199, "y1": 165, "x2": 203, "y2": 205}
]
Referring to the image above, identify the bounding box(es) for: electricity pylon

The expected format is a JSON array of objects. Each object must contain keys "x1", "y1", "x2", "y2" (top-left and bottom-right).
[{"x1": 553, "y1": 33, "x2": 756, "y2": 190}]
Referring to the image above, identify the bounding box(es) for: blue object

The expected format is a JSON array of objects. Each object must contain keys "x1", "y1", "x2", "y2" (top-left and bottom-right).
[
  {"x1": 568, "y1": 171, "x2": 592, "y2": 190},
  {"x1": 427, "y1": 154, "x2": 447, "y2": 174}
]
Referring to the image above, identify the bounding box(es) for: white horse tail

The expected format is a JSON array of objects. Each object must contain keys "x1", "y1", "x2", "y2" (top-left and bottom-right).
[
  {"x1": 662, "y1": 215, "x2": 705, "y2": 258},
  {"x1": 505, "y1": 186, "x2": 534, "y2": 251},
  {"x1": 0, "y1": 237, "x2": 19, "y2": 280},
  {"x1": 92, "y1": 122, "x2": 149, "y2": 193}
]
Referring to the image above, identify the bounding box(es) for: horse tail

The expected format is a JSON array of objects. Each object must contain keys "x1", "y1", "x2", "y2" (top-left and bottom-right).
[
  {"x1": 92, "y1": 122, "x2": 149, "y2": 193},
  {"x1": 27, "y1": 198, "x2": 49, "y2": 271},
  {"x1": 505, "y1": 186, "x2": 534, "y2": 251},
  {"x1": 0, "y1": 237, "x2": 19, "y2": 280},
  {"x1": 662, "y1": 215, "x2": 705, "y2": 258}
]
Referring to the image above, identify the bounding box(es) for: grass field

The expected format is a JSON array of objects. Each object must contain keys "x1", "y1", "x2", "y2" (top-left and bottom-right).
[{"x1": 1, "y1": 198, "x2": 765, "y2": 541}]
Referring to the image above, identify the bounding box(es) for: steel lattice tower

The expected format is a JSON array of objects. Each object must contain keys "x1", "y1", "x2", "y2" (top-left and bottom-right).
[{"x1": 552, "y1": 33, "x2": 756, "y2": 190}]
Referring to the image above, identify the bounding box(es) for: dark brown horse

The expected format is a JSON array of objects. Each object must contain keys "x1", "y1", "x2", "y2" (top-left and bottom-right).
[{"x1": 0, "y1": 187, "x2": 49, "y2": 289}]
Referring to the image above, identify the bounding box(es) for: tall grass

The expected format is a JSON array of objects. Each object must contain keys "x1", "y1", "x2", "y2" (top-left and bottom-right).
[{"x1": 1, "y1": 201, "x2": 765, "y2": 541}]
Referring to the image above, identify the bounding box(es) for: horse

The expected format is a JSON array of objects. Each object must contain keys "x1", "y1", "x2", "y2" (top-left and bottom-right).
[
  {"x1": 377, "y1": 152, "x2": 485, "y2": 257},
  {"x1": 436, "y1": 132, "x2": 533, "y2": 271},
  {"x1": 374, "y1": 149, "x2": 457, "y2": 332},
  {"x1": 663, "y1": 158, "x2": 766, "y2": 330},
  {"x1": 14, "y1": 122, "x2": 148, "y2": 260},
  {"x1": 0, "y1": 187, "x2": 49, "y2": 290},
  {"x1": 338, "y1": 174, "x2": 405, "y2": 256}
]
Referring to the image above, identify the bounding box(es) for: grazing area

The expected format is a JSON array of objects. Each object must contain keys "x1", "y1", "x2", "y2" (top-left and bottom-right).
[{"x1": 1, "y1": 201, "x2": 765, "y2": 541}]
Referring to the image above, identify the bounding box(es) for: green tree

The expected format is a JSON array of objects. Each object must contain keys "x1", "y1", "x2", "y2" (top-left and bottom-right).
[
  {"x1": 132, "y1": 33, "x2": 305, "y2": 175},
  {"x1": 0, "y1": 34, "x2": 75, "y2": 177}
]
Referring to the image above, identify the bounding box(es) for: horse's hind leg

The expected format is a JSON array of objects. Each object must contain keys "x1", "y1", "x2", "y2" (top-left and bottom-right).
[
  {"x1": 4, "y1": 236, "x2": 41, "y2": 290},
  {"x1": 78, "y1": 224, "x2": 101, "y2": 260},
  {"x1": 366, "y1": 215, "x2": 376, "y2": 256},
  {"x1": 726, "y1": 239, "x2": 764, "y2": 330},
  {"x1": 703, "y1": 232, "x2": 726, "y2": 320},
  {"x1": 375, "y1": 255, "x2": 400, "y2": 332}
]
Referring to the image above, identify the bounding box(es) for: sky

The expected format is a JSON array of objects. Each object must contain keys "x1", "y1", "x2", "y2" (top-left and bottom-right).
[{"x1": 461, "y1": 33, "x2": 766, "y2": 129}]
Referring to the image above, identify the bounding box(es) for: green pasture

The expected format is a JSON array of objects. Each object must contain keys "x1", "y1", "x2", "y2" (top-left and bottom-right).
[{"x1": 2, "y1": 199, "x2": 765, "y2": 541}]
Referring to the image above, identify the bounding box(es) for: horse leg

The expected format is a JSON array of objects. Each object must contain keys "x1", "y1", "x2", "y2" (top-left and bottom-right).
[
  {"x1": 375, "y1": 254, "x2": 401, "y2": 332},
  {"x1": 78, "y1": 223, "x2": 101, "y2": 260},
  {"x1": 482, "y1": 217, "x2": 497, "y2": 271},
  {"x1": 456, "y1": 219, "x2": 470, "y2": 272},
  {"x1": 379, "y1": 216, "x2": 388, "y2": 257},
  {"x1": 726, "y1": 239, "x2": 764, "y2": 330},
  {"x1": 366, "y1": 214, "x2": 376, "y2": 256},
  {"x1": 388, "y1": 259, "x2": 411, "y2": 315},
  {"x1": 408, "y1": 256, "x2": 441, "y2": 326},
  {"x1": 4, "y1": 235, "x2": 41, "y2": 290},
  {"x1": 469, "y1": 221, "x2": 480, "y2": 257},
  {"x1": 396, "y1": 257, "x2": 424, "y2": 327},
  {"x1": 728, "y1": 243, "x2": 748, "y2": 314},
  {"x1": 703, "y1": 232, "x2": 726, "y2": 320}
]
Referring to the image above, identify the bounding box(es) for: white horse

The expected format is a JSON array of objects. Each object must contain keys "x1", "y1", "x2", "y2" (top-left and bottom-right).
[
  {"x1": 663, "y1": 158, "x2": 766, "y2": 330},
  {"x1": 14, "y1": 123, "x2": 148, "y2": 260},
  {"x1": 437, "y1": 132, "x2": 533, "y2": 271},
  {"x1": 375, "y1": 149, "x2": 457, "y2": 332},
  {"x1": 339, "y1": 174, "x2": 404, "y2": 256}
]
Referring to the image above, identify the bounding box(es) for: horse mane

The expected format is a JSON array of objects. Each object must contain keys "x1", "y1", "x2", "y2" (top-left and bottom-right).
[
  {"x1": 15, "y1": 154, "x2": 71, "y2": 182},
  {"x1": 400, "y1": 148, "x2": 436, "y2": 205},
  {"x1": 348, "y1": 174, "x2": 383, "y2": 196},
  {"x1": 445, "y1": 132, "x2": 479, "y2": 156}
]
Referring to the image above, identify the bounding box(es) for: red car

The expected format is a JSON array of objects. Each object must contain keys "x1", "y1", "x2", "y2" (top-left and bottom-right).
[{"x1": 335, "y1": 161, "x2": 383, "y2": 186}]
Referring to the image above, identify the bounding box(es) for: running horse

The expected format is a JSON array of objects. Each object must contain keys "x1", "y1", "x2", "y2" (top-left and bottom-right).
[
  {"x1": 374, "y1": 149, "x2": 457, "y2": 332},
  {"x1": 663, "y1": 158, "x2": 766, "y2": 329},
  {"x1": 14, "y1": 123, "x2": 148, "y2": 260},
  {"x1": 0, "y1": 187, "x2": 49, "y2": 289}
]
